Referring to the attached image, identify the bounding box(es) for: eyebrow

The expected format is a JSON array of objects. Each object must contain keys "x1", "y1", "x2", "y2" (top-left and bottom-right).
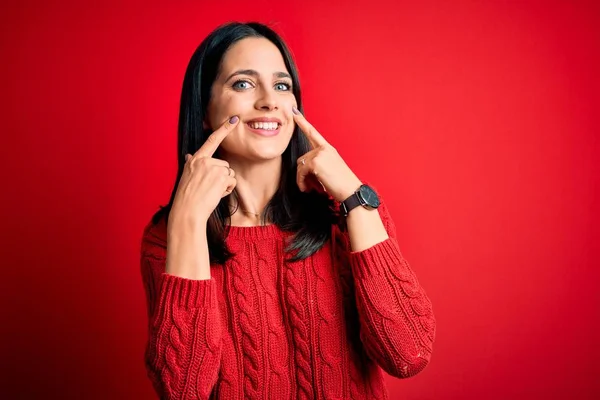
[{"x1": 224, "y1": 69, "x2": 292, "y2": 82}]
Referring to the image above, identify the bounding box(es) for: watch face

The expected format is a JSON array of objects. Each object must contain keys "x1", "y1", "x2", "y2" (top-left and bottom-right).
[{"x1": 358, "y1": 185, "x2": 380, "y2": 208}]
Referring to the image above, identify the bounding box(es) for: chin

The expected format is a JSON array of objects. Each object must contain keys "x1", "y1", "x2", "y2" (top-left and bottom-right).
[
  {"x1": 250, "y1": 148, "x2": 287, "y2": 161},
  {"x1": 246, "y1": 138, "x2": 291, "y2": 160}
]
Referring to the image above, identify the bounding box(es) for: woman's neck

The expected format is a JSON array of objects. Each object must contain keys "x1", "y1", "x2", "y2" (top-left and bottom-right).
[{"x1": 226, "y1": 157, "x2": 282, "y2": 226}]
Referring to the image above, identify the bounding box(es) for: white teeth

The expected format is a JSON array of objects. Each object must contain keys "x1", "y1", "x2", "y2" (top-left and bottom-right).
[{"x1": 249, "y1": 122, "x2": 279, "y2": 130}]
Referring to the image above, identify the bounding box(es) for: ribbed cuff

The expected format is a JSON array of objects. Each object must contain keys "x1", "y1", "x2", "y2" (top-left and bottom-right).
[
  {"x1": 348, "y1": 238, "x2": 404, "y2": 279},
  {"x1": 160, "y1": 273, "x2": 218, "y2": 310}
]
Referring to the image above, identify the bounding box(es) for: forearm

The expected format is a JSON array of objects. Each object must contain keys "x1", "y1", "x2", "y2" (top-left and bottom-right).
[
  {"x1": 345, "y1": 206, "x2": 389, "y2": 252},
  {"x1": 350, "y1": 242, "x2": 435, "y2": 378},
  {"x1": 166, "y1": 216, "x2": 211, "y2": 280},
  {"x1": 342, "y1": 201, "x2": 435, "y2": 377},
  {"x1": 145, "y1": 274, "x2": 222, "y2": 399},
  {"x1": 141, "y1": 217, "x2": 223, "y2": 398}
]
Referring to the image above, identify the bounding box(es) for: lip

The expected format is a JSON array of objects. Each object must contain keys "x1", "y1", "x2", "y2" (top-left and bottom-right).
[
  {"x1": 246, "y1": 117, "x2": 282, "y2": 124},
  {"x1": 245, "y1": 117, "x2": 282, "y2": 137}
]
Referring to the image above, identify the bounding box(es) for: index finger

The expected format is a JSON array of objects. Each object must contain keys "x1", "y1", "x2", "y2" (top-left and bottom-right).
[
  {"x1": 194, "y1": 116, "x2": 240, "y2": 158},
  {"x1": 292, "y1": 108, "x2": 329, "y2": 148}
]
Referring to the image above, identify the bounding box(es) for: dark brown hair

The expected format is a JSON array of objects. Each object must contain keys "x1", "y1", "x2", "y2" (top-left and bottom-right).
[{"x1": 151, "y1": 22, "x2": 337, "y2": 264}]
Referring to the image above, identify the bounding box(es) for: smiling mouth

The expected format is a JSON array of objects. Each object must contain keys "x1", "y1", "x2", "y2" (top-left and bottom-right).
[{"x1": 246, "y1": 121, "x2": 281, "y2": 131}]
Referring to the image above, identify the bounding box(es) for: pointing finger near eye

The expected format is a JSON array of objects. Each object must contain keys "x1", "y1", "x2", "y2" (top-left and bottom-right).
[
  {"x1": 292, "y1": 107, "x2": 328, "y2": 148},
  {"x1": 194, "y1": 115, "x2": 239, "y2": 158}
]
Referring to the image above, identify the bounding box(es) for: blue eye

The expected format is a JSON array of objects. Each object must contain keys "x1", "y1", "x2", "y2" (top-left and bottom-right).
[
  {"x1": 275, "y1": 82, "x2": 291, "y2": 91},
  {"x1": 232, "y1": 80, "x2": 252, "y2": 90}
]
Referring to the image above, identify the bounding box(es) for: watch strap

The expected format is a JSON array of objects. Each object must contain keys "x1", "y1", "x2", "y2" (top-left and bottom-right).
[{"x1": 341, "y1": 191, "x2": 363, "y2": 216}]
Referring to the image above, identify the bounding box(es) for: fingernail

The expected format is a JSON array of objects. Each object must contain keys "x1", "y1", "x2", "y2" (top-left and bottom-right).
[
  {"x1": 292, "y1": 106, "x2": 300, "y2": 115},
  {"x1": 229, "y1": 115, "x2": 239, "y2": 124}
]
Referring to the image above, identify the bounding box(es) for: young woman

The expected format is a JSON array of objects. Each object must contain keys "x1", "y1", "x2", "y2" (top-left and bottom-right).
[{"x1": 140, "y1": 21, "x2": 435, "y2": 399}]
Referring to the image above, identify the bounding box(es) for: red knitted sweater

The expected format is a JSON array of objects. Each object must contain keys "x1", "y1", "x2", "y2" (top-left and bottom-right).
[{"x1": 140, "y1": 201, "x2": 435, "y2": 399}]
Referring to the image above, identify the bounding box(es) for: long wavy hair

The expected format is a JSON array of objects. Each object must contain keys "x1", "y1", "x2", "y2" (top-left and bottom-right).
[{"x1": 151, "y1": 22, "x2": 337, "y2": 264}]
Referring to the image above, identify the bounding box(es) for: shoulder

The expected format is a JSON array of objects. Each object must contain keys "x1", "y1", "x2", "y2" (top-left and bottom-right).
[{"x1": 140, "y1": 214, "x2": 168, "y2": 260}]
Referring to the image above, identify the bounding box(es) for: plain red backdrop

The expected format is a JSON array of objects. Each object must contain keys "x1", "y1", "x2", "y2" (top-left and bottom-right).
[{"x1": 1, "y1": 0, "x2": 599, "y2": 399}]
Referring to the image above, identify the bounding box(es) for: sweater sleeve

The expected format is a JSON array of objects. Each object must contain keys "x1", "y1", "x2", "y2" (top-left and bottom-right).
[
  {"x1": 140, "y1": 221, "x2": 223, "y2": 399},
  {"x1": 338, "y1": 201, "x2": 436, "y2": 378}
]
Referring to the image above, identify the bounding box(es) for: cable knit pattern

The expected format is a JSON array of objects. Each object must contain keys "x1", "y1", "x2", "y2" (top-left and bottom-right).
[
  {"x1": 335, "y1": 243, "x2": 375, "y2": 400},
  {"x1": 344, "y1": 203, "x2": 436, "y2": 378},
  {"x1": 141, "y1": 260, "x2": 222, "y2": 399},
  {"x1": 212, "y1": 266, "x2": 236, "y2": 399},
  {"x1": 285, "y1": 260, "x2": 314, "y2": 400},
  {"x1": 140, "y1": 200, "x2": 435, "y2": 399},
  {"x1": 229, "y1": 257, "x2": 262, "y2": 398},
  {"x1": 256, "y1": 246, "x2": 290, "y2": 399},
  {"x1": 311, "y1": 245, "x2": 345, "y2": 399}
]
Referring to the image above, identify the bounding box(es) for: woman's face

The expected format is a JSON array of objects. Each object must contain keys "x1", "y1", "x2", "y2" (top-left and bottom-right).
[{"x1": 206, "y1": 37, "x2": 297, "y2": 162}]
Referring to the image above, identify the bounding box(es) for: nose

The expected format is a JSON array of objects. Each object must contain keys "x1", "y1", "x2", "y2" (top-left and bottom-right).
[{"x1": 254, "y1": 86, "x2": 278, "y2": 111}]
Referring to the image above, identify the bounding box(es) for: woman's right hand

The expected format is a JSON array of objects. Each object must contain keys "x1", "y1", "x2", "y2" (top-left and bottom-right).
[{"x1": 169, "y1": 116, "x2": 240, "y2": 231}]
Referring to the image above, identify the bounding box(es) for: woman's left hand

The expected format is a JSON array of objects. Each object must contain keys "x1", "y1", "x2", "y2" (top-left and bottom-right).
[{"x1": 293, "y1": 107, "x2": 363, "y2": 202}]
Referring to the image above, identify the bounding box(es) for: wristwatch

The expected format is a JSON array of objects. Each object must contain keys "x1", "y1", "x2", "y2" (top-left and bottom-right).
[{"x1": 341, "y1": 184, "x2": 381, "y2": 216}]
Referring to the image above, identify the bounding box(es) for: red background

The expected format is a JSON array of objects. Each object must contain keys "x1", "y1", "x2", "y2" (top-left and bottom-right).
[{"x1": 2, "y1": 0, "x2": 599, "y2": 399}]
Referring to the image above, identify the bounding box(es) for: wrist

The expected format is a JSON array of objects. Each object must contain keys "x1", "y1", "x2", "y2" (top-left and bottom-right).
[
  {"x1": 166, "y1": 216, "x2": 211, "y2": 280},
  {"x1": 167, "y1": 213, "x2": 208, "y2": 239},
  {"x1": 340, "y1": 183, "x2": 381, "y2": 216},
  {"x1": 337, "y1": 178, "x2": 363, "y2": 202}
]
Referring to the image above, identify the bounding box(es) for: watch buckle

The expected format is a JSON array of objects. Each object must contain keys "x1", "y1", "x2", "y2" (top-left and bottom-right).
[{"x1": 341, "y1": 202, "x2": 349, "y2": 216}]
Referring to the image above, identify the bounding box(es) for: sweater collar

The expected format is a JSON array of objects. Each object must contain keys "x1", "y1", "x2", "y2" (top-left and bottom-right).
[
  {"x1": 225, "y1": 223, "x2": 289, "y2": 241},
  {"x1": 145, "y1": 218, "x2": 290, "y2": 247}
]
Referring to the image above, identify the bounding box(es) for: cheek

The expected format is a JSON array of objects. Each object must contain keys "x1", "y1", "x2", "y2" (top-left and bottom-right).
[
  {"x1": 208, "y1": 93, "x2": 238, "y2": 128},
  {"x1": 286, "y1": 96, "x2": 298, "y2": 133},
  {"x1": 216, "y1": 130, "x2": 241, "y2": 155},
  {"x1": 282, "y1": 93, "x2": 297, "y2": 108}
]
